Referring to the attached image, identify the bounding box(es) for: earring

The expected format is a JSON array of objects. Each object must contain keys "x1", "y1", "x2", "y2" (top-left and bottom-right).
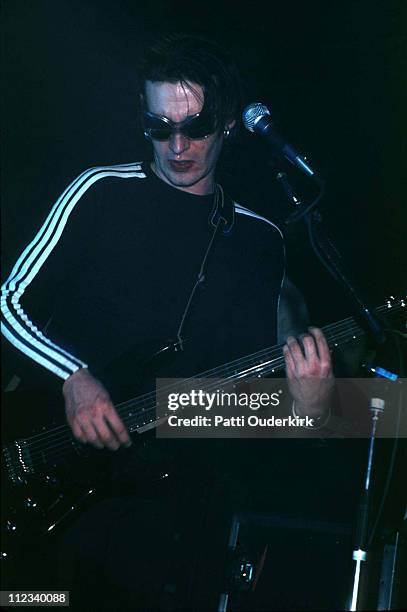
[{"x1": 223, "y1": 128, "x2": 230, "y2": 139}]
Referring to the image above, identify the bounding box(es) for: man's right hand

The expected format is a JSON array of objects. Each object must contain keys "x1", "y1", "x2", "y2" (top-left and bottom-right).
[{"x1": 62, "y1": 368, "x2": 132, "y2": 450}]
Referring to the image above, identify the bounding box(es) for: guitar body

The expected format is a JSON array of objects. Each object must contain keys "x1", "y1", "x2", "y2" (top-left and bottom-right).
[{"x1": 1, "y1": 338, "x2": 188, "y2": 584}]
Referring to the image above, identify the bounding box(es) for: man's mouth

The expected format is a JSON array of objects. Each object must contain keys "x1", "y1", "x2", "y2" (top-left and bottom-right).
[{"x1": 169, "y1": 160, "x2": 195, "y2": 172}]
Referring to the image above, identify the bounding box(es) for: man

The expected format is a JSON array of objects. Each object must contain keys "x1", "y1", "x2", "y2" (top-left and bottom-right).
[
  {"x1": 1, "y1": 33, "x2": 334, "y2": 607},
  {"x1": 2, "y1": 34, "x2": 333, "y2": 450}
]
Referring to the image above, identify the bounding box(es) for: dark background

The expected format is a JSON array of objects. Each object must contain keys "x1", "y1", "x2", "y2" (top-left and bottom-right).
[
  {"x1": 2, "y1": 0, "x2": 406, "y2": 325},
  {"x1": 1, "y1": 3, "x2": 406, "y2": 607}
]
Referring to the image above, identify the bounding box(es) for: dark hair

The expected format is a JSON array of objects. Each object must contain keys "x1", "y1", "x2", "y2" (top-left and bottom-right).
[{"x1": 136, "y1": 33, "x2": 242, "y2": 137}]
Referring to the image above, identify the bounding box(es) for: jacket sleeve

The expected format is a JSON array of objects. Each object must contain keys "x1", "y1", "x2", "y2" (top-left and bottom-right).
[
  {"x1": 2, "y1": 162, "x2": 147, "y2": 380},
  {"x1": 0, "y1": 168, "x2": 107, "y2": 379},
  {"x1": 1, "y1": 164, "x2": 146, "y2": 380}
]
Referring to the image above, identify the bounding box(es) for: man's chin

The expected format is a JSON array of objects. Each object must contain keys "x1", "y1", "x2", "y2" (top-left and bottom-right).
[
  {"x1": 162, "y1": 167, "x2": 204, "y2": 190},
  {"x1": 152, "y1": 161, "x2": 213, "y2": 194}
]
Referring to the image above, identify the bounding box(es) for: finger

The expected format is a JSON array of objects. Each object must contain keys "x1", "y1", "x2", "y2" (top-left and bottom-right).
[
  {"x1": 79, "y1": 419, "x2": 104, "y2": 449},
  {"x1": 286, "y1": 336, "x2": 305, "y2": 361},
  {"x1": 71, "y1": 419, "x2": 87, "y2": 444},
  {"x1": 283, "y1": 344, "x2": 296, "y2": 379},
  {"x1": 285, "y1": 336, "x2": 306, "y2": 374},
  {"x1": 308, "y1": 327, "x2": 332, "y2": 371},
  {"x1": 301, "y1": 334, "x2": 318, "y2": 361},
  {"x1": 93, "y1": 415, "x2": 120, "y2": 451},
  {"x1": 104, "y1": 407, "x2": 132, "y2": 447}
]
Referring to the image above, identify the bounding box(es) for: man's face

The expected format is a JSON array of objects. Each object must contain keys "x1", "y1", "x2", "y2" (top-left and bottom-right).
[{"x1": 144, "y1": 80, "x2": 226, "y2": 196}]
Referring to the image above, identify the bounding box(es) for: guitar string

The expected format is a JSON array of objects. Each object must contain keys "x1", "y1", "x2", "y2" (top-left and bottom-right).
[
  {"x1": 17, "y1": 332, "x2": 393, "y2": 471},
  {"x1": 15, "y1": 319, "x2": 364, "y2": 453},
  {"x1": 23, "y1": 332, "x2": 373, "y2": 471},
  {"x1": 22, "y1": 354, "x2": 288, "y2": 462},
  {"x1": 25, "y1": 354, "x2": 292, "y2": 468},
  {"x1": 11, "y1": 311, "x2": 395, "y2": 467},
  {"x1": 19, "y1": 325, "x2": 370, "y2": 466},
  {"x1": 9, "y1": 315, "x2": 388, "y2": 460},
  {"x1": 11, "y1": 302, "x2": 396, "y2": 448},
  {"x1": 109, "y1": 305, "x2": 404, "y2": 415},
  {"x1": 9, "y1": 303, "x2": 404, "y2": 465},
  {"x1": 92, "y1": 304, "x2": 402, "y2": 415}
]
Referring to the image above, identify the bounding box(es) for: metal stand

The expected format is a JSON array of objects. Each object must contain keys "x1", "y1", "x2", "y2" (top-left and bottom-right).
[
  {"x1": 276, "y1": 171, "x2": 385, "y2": 345},
  {"x1": 276, "y1": 171, "x2": 404, "y2": 610},
  {"x1": 218, "y1": 515, "x2": 240, "y2": 612},
  {"x1": 349, "y1": 396, "x2": 385, "y2": 611}
]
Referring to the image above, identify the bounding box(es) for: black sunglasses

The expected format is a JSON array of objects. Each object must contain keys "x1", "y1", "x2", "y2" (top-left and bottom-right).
[{"x1": 142, "y1": 111, "x2": 217, "y2": 141}]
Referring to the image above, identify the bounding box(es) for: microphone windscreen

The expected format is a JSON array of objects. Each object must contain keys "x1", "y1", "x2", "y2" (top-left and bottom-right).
[{"x1": 242, "y1": 102, "x2": 270, "y2": 132}]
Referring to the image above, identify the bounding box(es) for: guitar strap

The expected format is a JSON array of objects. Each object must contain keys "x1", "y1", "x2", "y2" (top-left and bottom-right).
[{"x1": 176, "y1": 184, "x2": 235, "y2": 350}]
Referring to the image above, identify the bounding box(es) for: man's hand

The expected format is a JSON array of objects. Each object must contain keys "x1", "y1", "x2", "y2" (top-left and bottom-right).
[
  {"x1": 282, "y1": 327, "x2": 334, "y2": 417},
  {"x1": 62, "y1": 368, "x2": 132, "y2": 450}
]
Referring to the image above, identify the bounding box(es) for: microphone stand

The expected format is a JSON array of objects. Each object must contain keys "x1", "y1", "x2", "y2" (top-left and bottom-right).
[
  {"x1": 276, "y1": 172, "x2": 402, "y2": 610},
  {"x1": 349, "y1": 396, "x2": 385, "y2": 611},
  {"x1": 276, "y1": 172, "x2": 386, "y2": 346}
]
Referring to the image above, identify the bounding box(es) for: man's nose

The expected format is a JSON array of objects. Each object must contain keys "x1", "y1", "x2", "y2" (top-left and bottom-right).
[{"x1": 169, "y1": 131, "x2": 189, "y2": 155}]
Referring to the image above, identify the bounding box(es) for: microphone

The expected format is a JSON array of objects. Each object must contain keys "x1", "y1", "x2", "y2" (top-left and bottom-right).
[{"x1": 242, "y1": 102, "x2": 318, "y2": 180}]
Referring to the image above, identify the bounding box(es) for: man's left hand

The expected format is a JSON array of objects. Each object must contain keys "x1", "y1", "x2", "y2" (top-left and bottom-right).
[{"x1": 283, "y1": 327, "x2": 334, "y2": 417}]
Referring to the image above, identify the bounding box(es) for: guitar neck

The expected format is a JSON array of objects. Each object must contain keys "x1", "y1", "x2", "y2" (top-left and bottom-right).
[
  {"x1": 4, "y1": 299, "x2": 404, "y2": 481},
  {"x1": 117, "y1": 300, "x2": 405, "y2": 431},
  {"x1": 114, "y1": 306, "x2": 375, "y2": 430}
]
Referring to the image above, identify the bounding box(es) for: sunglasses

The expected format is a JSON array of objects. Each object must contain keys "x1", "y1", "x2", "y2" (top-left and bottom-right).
[{"x1": 142, "y1": 111, "x2": 217, "y2": 141}]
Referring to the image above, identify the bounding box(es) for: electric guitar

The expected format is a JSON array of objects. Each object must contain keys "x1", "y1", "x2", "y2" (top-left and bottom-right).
[{"x1": 1, "y1": 296, "x2": 405, "y2": 572}]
